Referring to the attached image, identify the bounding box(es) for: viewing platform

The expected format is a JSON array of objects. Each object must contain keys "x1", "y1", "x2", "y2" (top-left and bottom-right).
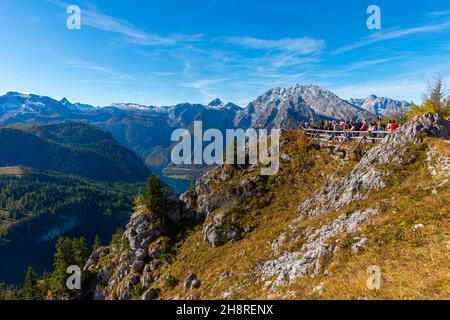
[{"x1": 301, "y1": 128, "x2": 393, "y2": 156}]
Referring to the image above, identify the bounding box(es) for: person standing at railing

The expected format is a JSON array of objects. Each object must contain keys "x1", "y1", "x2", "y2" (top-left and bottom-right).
[
  {"x1": 354, "y1": 119, "x2": 362, "y2": 131},
  {"x1": 319, "y1": 120, "x2": 325, "y2": 130},
  {"x1": 388, "y1": 120, "x2": 397, "y2": 132},
  {"x1": 360, "y1": 120, "x2": 368, "y2": 131},
  {"x1": 369, "y1": 122, "x2": 377, "y2": 143}
]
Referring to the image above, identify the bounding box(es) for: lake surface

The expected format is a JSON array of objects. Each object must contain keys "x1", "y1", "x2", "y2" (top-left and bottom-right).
[{"x1": 149, "y1": 166, "x2": 191, "y2": 194}]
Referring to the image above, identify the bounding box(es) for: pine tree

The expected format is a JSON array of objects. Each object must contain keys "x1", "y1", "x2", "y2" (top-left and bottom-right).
[
  {"x1": 92, "y1": 235, "x2": 102, "y2": 252},
  {"x1": 4, "y1": 289, "x2": 16, "y2": 300},
  {"x1": 51, "y1": 237, "x2": 73, "y2": 295},
  {"x1": 73, "y1": 237, "x2": 88, "y2": 267},
  {"x1": 142, "y1": 175, "x2": 166, "y2": 217},
  {"x1": 22, "y1": 266, "x2": 39, "y2": 300},
  {"x1": 187, "y1": 179, "x2": 197, "y2": 207},
  {"x1": 37, "y1": 272, "x2": 51, "y2": 300},
  {"x1": 0, "y1": 283, "x2": 5, "y2": 300},
  {"x1": 110, "y1": 228, "x2": 124, "y2": 248},
  {"x1": 188, "y1": 179, "x2": 195, "y2": 195}
]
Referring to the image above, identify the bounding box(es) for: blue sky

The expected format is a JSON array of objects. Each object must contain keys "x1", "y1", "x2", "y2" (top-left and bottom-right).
[{"x1": 0, "y1": 0, "x2": 449, "y2": 107}]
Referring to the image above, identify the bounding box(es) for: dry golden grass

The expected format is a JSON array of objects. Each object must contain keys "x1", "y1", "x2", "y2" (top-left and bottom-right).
[
  {"x1": 153, "y1": 133, "x2": 449, "y2": 300},
  {"x1": 0, "y1": 166, "x2": 24, "y2": 176}
]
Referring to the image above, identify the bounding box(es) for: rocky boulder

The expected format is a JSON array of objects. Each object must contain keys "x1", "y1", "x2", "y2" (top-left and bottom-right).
[{"x1": 203, "y1": 212, "x2": 241, "y2": 247}]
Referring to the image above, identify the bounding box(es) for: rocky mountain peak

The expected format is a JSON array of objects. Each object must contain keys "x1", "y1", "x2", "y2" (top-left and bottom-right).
[
  {"x1": 235, "y1": 84, "x2": 369, "y2": 129},
  {"x1": 360, "y1": 95, "x2": 410, "y2": 117},
  {"x1": 60, "y1": 97, "x2": 70, "y2": 105},
  {"x1": 208, "y1": 98, "x2": 223, "y2": 107}
]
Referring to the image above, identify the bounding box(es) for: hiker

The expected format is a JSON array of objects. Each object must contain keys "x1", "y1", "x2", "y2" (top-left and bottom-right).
[
  {"x1": 369, "y1": 122, "x2": 377, "y2": 143},
  {"x1": 360, "y1": 120, "x2": 368, "y2": 131},
  {"x1": 389, "y1": 120, "x2": 397, "y2": 132}
]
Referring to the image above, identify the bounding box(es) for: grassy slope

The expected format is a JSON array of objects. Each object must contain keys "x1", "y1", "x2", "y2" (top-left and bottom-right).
[
  {"x1": 0, "y1": 167, "x2": 24, "y2": 176},
  {"x1": 153, "y1": 131, "x2": 449, "y2": 300}
]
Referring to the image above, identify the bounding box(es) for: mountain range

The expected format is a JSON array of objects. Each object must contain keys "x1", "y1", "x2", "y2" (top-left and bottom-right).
[
  {"x1": 0, "y1": 122, "x2": 150, "y2": 182},
  {"x1": 349, "y1": 95, "x2": 410, "y2": 117},
  {"x1": 0, "y1": 85, "x2": 410, "y2": 167}
]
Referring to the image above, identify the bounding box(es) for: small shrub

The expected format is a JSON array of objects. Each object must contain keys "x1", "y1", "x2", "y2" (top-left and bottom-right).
[
  {"x1": 159, "y1": 237, "x2": 176, "y2": 263},
  {"x1": 163, "y1": 274, "x2": 179, "y2": 289}
]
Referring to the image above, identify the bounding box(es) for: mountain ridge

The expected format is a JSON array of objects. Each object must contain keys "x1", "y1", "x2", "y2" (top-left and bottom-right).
[
  {"x1": 0, "y1": 122, "x2": 150, "y2": 182},
  {"x1": 0, "y1": 85, "x2": 411, "y2": 167}
]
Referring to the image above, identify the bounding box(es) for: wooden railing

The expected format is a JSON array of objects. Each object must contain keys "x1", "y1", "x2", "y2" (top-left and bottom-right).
[{"x1": 301, "y1": 128, "x2": 392, "y2": 153}]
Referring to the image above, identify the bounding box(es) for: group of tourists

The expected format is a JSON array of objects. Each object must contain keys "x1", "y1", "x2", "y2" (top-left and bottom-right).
[
  {"x1": 301, "y1": 118, "x2": 398, "y2": 133},
  {"x1": 301, "y1": 118, "x2": 398, "y2": 143}
]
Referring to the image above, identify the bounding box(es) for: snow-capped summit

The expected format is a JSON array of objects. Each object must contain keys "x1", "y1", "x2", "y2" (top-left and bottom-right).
[
  {"x1": 109, "y1": 103, "x2": 155, "y2": 111},
  {"x1": 235, "y1": 84, "x2": 370, "y2": 129},
  {"x1": 350, "y1": 95, "x2": 410, "y2": 117},
  {"x1": 60, "y1": 97, "x2": 95, "y2": 110},
  {"x1": 206, "y1": 98, "x2": 241, "y2": 111}
]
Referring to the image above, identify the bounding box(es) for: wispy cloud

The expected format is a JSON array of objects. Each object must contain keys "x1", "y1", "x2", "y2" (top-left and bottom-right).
[
  {"x1": 65, "y1": 60, "x2": 110, "y2": 72},
  {"x1": 180, "y1": 78, "x2": 225, "y2": 89},
  {"x1": 333, "y1": 20, "x2": 450, "y2": 54},
  {"x1": 428, "y1": 10, "x2": 450, "y2": 17},
  {"x1": 179, "y1": 78, "x2": 230, "y2": 102},
  {"x1": 150, "y1": 71, "x2": 176, "y2": 77},
  {"x1": 46, "y1": 0, "x2": 203, "y2": 46},
  {"x1": 225, "y1": 36, "x2": 325, "y2": 54},
  {"x1": 64, "y1": 59, "x2": 134, "y2": 84},
  {"x1": 317, "y1": 58, "x2": 389, "y2": 79}
]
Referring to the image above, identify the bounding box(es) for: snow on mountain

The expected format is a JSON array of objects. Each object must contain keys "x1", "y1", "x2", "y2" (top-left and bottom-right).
[
  {"x1": 0, "y1": 92, "x2": 72, "y2": 120},
  {"x1": 60, "y1": 97, "x2": 95, "y2": 110},
  {"x1": 207, "y1": 98, "x2": 242, "y2": 112},
  {"x1": 108, "y1": 103, "x2": 157, "y2": 111},
  {"x1": 349, "y1": 95, "x2": 410, "y2": 117},
  {"x1": 0, "y1": 86, "x2": 411, "y2": 167},
  {"x1": 235, "y1": 85, "x2": 318, "y2": 129},
  {"x1": 235, "y1": 84, "x2": 372, "y2": 129},
  {"x1": 287, "y1": 84, "x2": 368, "y2": 120}
]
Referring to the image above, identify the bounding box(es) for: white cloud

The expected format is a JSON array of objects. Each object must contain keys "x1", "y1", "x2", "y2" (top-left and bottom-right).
[
  {"x1": 225, "y1": 36, "x2": 325, "y2": 54},
  {"x1": 317, "y1": 58, "x2": 389, "y2": 79},
  {"x1": 428, "y1": 10, "x2": 450, "y2": 17},
  {"x1": 151, "y1": 72, "x2": 176, "y2": 76},
  {"x1": 47, "y1": 0, "x2": 203, "y2": 46},
  {"x1": 180, "y1": 79, "x2": 225, "y2": 89},
  {"x1": 333, "y1": 20, "x2": 450, "y2": 54},
  {"x1": 65, "y1": 60, "x2": 110, "y2": 72}
]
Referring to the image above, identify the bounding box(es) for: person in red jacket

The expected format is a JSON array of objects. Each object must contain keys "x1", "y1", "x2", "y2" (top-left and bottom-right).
[
  {"x1": 390, "y1": 120, "x2": 397, "y2": 132},
  {"x1": 360, "y1": 120, "x2": 368, "y2": 131}
]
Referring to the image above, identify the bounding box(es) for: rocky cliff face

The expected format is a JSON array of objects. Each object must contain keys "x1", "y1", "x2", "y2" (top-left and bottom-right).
[
  {"x1": 80, "y1": 113, "x2": 449, "y2": 300},
  {"x1": 80, "y1": 199, "x2": 191, "y2": 300},
  {"x1": 257, "y1": 114, "x2": 450, "y2": 289}
]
